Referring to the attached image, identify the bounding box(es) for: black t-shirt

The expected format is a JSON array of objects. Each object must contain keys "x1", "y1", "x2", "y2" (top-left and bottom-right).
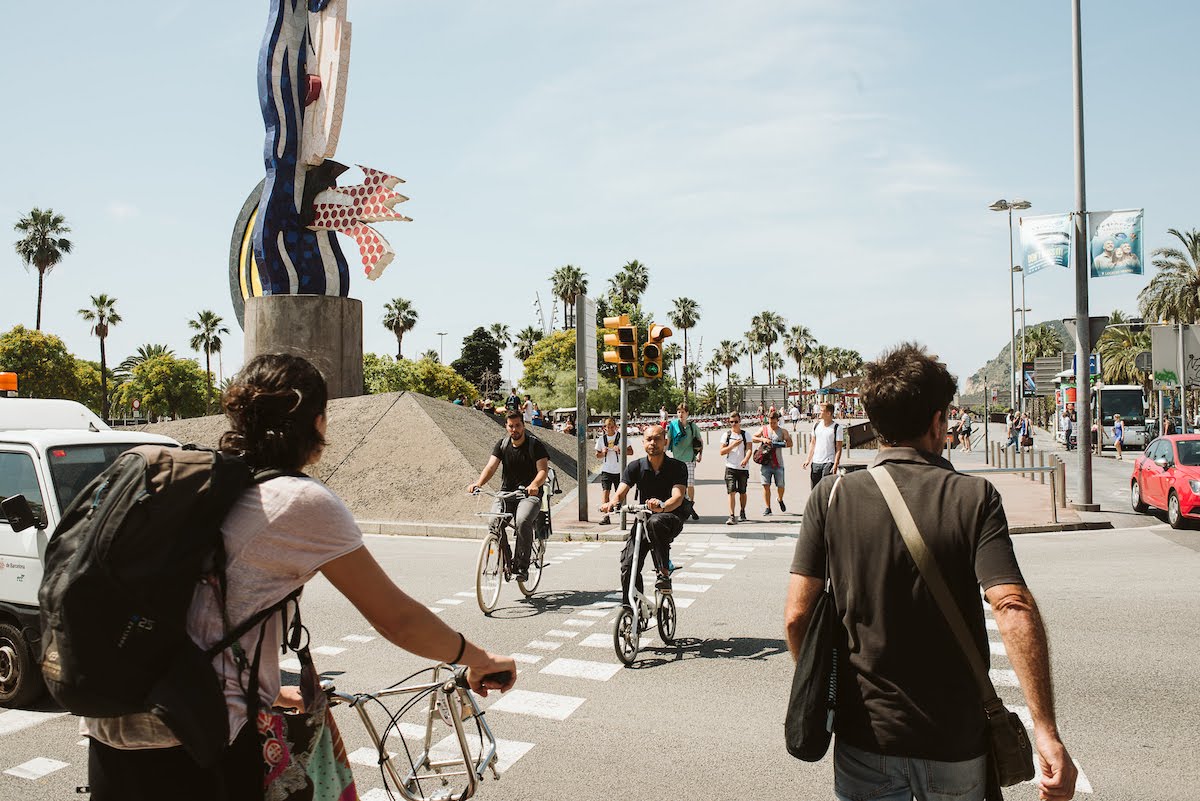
[
  {"x1": 621, "y1": 456, "x2": 689, "y2": 520},
  {"x1": 790, "y1": 448, "x2": 1025, "y2": 761},
  {"x1": 504, "y1": 394, "x2": 521, "y2": 411},
  {"x1": 491, "y1": 435, "x2": 549, "y2": 495}
]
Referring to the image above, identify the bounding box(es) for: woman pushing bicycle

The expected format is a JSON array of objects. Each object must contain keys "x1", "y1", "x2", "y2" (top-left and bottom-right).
[{"x1": 83, "y1": 354, "x2": 515, "y2": 801}]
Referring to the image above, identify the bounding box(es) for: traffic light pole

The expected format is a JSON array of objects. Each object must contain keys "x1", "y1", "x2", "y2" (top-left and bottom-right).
[{"x1": 619, "y1": 377, "x2": 629, "y2": 532}]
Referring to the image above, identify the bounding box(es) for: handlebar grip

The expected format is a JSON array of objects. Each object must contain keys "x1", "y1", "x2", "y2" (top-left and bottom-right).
[{"x1": 454, "y1": 668, "x2": 513, "y2": 689}]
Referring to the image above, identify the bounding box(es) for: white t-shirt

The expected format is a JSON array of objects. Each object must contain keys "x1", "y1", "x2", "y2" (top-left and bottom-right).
[
  {"x1": 790, "y1": 406, "x2": 800, "y2": 421},
  {"x1": 84, "y1": 476, "x2": 364, "y2": 749},
  {"x1": 722, "y1": 428, "x2": 751, "y2": 470},
  {"x1": 811, "y1": 419, "x2": 841, "y2": 464},
  {"x1": 523, "y1": 400, "x2": 534, "y2": 423},
  {"x1": 595, "y1": 431, "x2": 623, "y2": 474}
]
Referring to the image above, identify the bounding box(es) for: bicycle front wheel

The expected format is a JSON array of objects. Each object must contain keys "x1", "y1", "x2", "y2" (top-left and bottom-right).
[
  {"x1": 476, "y1": 533, "x2": 503, "y2": 613},
  {"x1": 657, "y1": 592, "x2": 677, "y2": 644},
  {"x1": 613, "y1": 606, "x2": 640, "y2": 666},
  {"x1": 518, "y1": 538, "x2": 545, "y2": 596}
]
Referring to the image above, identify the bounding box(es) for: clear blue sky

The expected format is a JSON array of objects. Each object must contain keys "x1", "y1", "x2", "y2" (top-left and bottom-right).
[{"x1": 2, "y1": 1, "x2": 1196, "y2": 389}]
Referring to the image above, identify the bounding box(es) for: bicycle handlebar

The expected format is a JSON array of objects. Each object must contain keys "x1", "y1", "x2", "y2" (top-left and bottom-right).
[{"x1": 472, "y1": 487, "x2": 528, "y2": 501}]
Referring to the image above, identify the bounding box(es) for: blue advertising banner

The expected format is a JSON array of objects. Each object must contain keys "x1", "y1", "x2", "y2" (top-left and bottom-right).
[
  {"x1": 1019, "y1": 213, "x2": 1072, "y2": 275},
  {"x1": 1088, "y1": 209, "x2": 1144, "y2": 277}
]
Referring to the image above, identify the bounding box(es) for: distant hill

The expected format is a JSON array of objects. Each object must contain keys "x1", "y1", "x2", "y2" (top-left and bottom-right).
[{"x1": 960, "y1": 320, "x2": 1072, "y2": 406}]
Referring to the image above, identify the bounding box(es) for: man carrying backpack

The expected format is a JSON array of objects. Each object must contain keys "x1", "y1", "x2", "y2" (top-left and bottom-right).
[
  {"x1": 802, "y1": 403, "x2": 843, "y2": 488},
  {"x1": 666, "y1": 403, "x2": 703, "y2": 520},
  {"x1": 595, "y1": 416, "x2": 633, "y2": 525},
  {"x1": 720, "y1": 411, "x2": 753, "y2": 524}
]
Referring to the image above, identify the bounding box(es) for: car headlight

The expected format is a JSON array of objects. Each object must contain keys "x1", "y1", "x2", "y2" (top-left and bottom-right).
[{"x1": 1189, "y1": 480, "x2": 1200, "y2": 494}]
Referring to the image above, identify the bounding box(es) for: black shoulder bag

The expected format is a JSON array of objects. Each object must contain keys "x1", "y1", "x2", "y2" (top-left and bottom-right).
[
  {"x1": 868, "y1": 466, "x2": 1034, "y2": 795},
  {"x1": 784, "y1": 476, "x2": 845, "y2": 761}
]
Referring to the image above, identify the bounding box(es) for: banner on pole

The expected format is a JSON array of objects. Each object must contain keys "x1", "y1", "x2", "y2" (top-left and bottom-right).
[
  {"x1": 1088, "y1": 209, "x2": 1144, "y2": 277},
  {"x1": 1022, "y1": 361, "x2": 1036, "y2": 398},
  {"x1": 1019, "y1": 213, "x2": 1073, "y2": 275}
]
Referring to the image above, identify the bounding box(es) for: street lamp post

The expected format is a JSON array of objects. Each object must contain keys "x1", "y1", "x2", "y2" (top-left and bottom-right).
[
  {"x1": 990, "y1": 198, "x2": 1032, "y2": 413},
  {"x1": 1013, "y1": 265, "x2": 1030, "y2": 414},
  {"x1": 436, "y1": 331, "x2": 447, "y2": 363}
]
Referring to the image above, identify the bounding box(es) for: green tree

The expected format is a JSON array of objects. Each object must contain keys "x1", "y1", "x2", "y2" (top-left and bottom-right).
[
  {"x1": 382, "y1": 297, "x2": 419, "y2": 359},
  {"x1": 188, "y1": 310, "x2": 229, "y2": 413},
  {"x1": 698, "y1": 381, "x2": 721, "y2": 414},
  {"x1": 419, "y1": 348, "x2": 440, "y2": 363},
  {"x1": 744, "y1": 326, "x2": 760, "y2": 384},
  {"x1": 111, "y1": 354, "x2": 208, "y2": 420},
  {"x1": 13, "y1": 207, "x2": 72, "y2": 330},
  {"x1": 1097, "y1": 311, "x2": 1150, "y2": 385},
  {"x1": 715, "y1": 339, "x2": 742, "y2": 412},
  {"x1": 74, "y1": 359, "x2": 102, "y2": 415},
  {"x1": 668, "y1": 297, "x2": 700, "y2": 403},
  {"x1": 450, "y1": 327, "x2": 502, "y2": 390},
  {"x1": 116, "y1": 344, "x2": 175, "y2": 377},
  {"x1": 608, "y1": 260, "x2": 649, "y2": 306},
  {"x1": 760, "y1": 352, "x2": 784, "y2": 383},
  {"x1": 663, "y1": 342, "x2": 683, "y2": 382},
  {"x1": 0, "y1": 325, "x2": 82, "y2": 401},
  {"x1": 1139, "y1": 228, "x2": 1200, "y2": 325},
  {"x1": 751, "y1": 310, "x2": 786, "y2": 385},
  {"x1": 520, "y1": 330, "x2": 576, "y2": 390},
  {"x1": 785, "y1": 325, "x2": 815, "y2": 392},
  {"x1": 549, "y1": 265, "x2": 588, "y2": 329},
  {"x1": 77, "y1": 294, "x2": 121, "y2": 419},
  {"x1": 809, "y1": 344, "x2": 834, "y2": 389},
  {"x1": 514, "y1": 326, "x2": 544, "y2": 361}
]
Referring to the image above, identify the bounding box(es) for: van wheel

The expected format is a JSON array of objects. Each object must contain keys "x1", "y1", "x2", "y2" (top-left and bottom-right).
[{"x1": 0, "y1": 622, "x2": 44, "y2": 707}]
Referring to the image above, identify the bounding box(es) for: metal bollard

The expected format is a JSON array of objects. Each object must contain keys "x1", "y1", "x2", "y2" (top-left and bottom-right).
[
  {"x1": 1003, "y1": 445, "x2": 1009, "y2": 469},
  {"x1": 1038, "y1": 451, "x2": 1045, "y2": 484},
  {"x1": 1056, "y1": 456, "x2": 1067, "y2": 508},
  {"x1": 1019, "y1": 447, "x2": 1026, "y2": 479}
]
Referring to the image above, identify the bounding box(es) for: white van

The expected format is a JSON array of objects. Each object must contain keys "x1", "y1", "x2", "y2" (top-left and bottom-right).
[{"x1": 0, "y1": 420, "x2": 178, "y2": 706}]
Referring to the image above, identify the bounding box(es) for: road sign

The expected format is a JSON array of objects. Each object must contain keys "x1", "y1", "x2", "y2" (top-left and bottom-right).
[
  {"x1": 1150, "y1": 325, "x2": 1200, "y2": 389},
  {"x1": 132, "y1": 399, "x2": 141, "y2": 410},
  {"x1": 1070, "y1": 353, "x2": 1100, "y2": 377},
  {"x1": 577, "y1": 297, "x2": 597, "y2": 390},
  {"x1": 1135, "y1": 350, "x2": 1153, "y2": 372}
]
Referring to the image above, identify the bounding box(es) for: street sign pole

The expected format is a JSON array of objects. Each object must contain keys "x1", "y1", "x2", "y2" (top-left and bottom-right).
[
  {"x1": 575, "y1": 295, "x2": 592, "y2": 522},
  {"x1": 619, "y1": 377, "x2": 629, "y2": 532},
  {"x1": 984, "y1": 382, "x2": 990, "y2": 465},
  {"x1": 1178, "y1": 323, "x2": 1188, "y2": 434}
]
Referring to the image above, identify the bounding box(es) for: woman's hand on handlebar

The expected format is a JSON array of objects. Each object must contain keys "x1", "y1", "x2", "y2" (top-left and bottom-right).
[
  {"x1": 467, "y1": 483, "x2": 481, "y2": 496},
  {"x1": 465, "y1": 652, "x2": 517, "y2": 697}
]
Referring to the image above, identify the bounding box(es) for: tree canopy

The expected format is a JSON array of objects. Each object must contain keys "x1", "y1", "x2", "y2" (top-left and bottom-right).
[
  {"x1": 450, "y1": 327, "x2": 502, "y2": 391},
  {"x1": 363, "y1": 353, "x2": 478, "y2": 402},
  {"x1": 0, "y1": 325, "x2": 85, "y2": 403}
]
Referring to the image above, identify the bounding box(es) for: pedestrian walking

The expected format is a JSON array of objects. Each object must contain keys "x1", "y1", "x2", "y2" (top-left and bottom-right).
[
  {"x1": 595, "y1": 416, "x2": 633, "y2": 525},
  {"x1": 959, "y1": 409, "x2": 973, "y2": 451},
  {"x1": 753, "y1": 410, "x2": 793, "y2": 515},
  {"x1": 757, "y1": 402, "x2": 766, "y2": 425},
  {"x1": 785, "y1": 343, "x2": 1077, "y2": 801},
  {"x1": 1113, "y1": 413, "x2": 1124, "y2": 460},
  {"x1": 1005, "y1": 408, "x2": 1019, "y2": 449},
  {"x1": 660, "y1": 404, "x2": 668, "y2": 425},
  {"x1": 802, "y1": 403, "x2": 842, "y2": 488},
  {"x1": 720, "y1": 412, "x2": 752, "y2": 524},
  {"x1": 1061, "y1": 408, "x2": 1074, "y2": 450},
  {"x1": 666, "y1": 403, "x2": 703, "y2": 520},
  {"x1": 505, "y1": 387, "x2": 521, "y2": 414},
  {"x1": 522, "y1": 394, "x2": 534, "y2": 425},
  {"x1": 790, "y1": 401, "x2": 801, "y2": 432}
]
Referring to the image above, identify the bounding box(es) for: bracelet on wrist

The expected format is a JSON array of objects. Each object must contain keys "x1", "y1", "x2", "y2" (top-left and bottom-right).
[{"x1": 452, "y1": 632, "x2": 466, "y2": 664}]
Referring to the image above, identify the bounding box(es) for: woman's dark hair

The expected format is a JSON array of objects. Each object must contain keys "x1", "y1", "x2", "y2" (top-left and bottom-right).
[
  {"x1": 219, "y1": 353, "x2": 328, "y2": 470},
  {"x1": 860, "y1": 342, "x2": 957, "y2": 446}
]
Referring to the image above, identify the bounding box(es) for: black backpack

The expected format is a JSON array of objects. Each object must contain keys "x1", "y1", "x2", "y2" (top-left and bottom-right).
[{"x1": 38, "y1": 444, "x2": 297, "y2": 766}]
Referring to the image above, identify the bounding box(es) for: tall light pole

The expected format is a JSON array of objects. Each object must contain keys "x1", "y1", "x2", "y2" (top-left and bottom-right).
[
  {"x1": 989, "y1": 198, "x2": 1032, "y2": 411},
  {"x1": 1013, "y1": 265, "x2": 1030, "y2": 414},
  {"x1": 436, "y1": 331, "x2": 447, "y2": 363}
]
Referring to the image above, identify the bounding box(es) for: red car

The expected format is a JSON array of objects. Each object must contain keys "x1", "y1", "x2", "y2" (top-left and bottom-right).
[{"x1": 1131, "y1": 434, "x2": 1200, "y2": 528}]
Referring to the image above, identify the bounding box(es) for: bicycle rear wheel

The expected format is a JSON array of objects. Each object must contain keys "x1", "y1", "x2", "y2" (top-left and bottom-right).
[
  {"x1": 476, "y1": 533, "x2": 503, "y2": 613},
  {"x1": 518, "y1": 538, "x2": 545, "y2": 596},
  {"x1": 657, "y1": 592, "x2": 677, "y2": 644},
  {"x1": 613, "y1": 606, "x2": 639, "y2": 666}
]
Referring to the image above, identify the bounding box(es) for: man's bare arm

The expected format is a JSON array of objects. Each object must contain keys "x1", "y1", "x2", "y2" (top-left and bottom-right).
[
  {"x1": 986, "y1": 583, "x2": 1077, "y2": 801},
  {"x1": 783, "y1": 574, "x2": 824, "y2": 661}
]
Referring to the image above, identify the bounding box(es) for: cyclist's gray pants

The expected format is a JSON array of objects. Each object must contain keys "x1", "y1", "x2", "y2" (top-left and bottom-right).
[{"x1": 491, "y1": 495, "x2": 541, "y2": 572}]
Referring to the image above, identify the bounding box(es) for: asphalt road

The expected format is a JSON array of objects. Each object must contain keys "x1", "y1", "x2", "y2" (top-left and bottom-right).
[{"x1": 1, "y1": 519, "x2": 1198, "y2": 800}]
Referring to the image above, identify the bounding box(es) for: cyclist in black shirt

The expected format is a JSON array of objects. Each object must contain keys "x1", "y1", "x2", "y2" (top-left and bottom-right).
[
  {"x1": 468, "y1": 411, "x2": 549, "y2": 581},
  {"x1": 600, "y1": 425, "x2": 689, "y2": 594}
]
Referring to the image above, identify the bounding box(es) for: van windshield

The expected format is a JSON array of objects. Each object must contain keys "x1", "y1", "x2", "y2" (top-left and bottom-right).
[{"x1": 46, "y1": 444, "x2": 141, "y2": 514}]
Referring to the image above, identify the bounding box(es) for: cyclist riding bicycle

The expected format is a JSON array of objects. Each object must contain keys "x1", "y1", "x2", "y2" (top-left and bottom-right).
[
  {"x1": 599, "y1": 424, "x2": 691, "y2": 594},
  {"x1": 467, "y1": 410, "x2": 549, "y2": 582}
]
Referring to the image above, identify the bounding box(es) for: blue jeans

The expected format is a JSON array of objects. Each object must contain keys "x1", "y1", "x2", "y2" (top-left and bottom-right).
[{"x1": 834, "y1": 741, "x2": 986, "y2": 801}]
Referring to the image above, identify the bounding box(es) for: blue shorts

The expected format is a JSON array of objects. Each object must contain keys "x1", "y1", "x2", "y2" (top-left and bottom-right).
[{"x1": 760, "y1": 466, "x2": 785, "y2": 487}]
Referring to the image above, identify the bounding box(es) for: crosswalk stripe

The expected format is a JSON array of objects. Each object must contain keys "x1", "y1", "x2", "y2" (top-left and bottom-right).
[
  {"x1": 4, "y1": 757, "x2": 69, "y2": 780},
  {"x1": 703, "y1": 553, "x2": 747, "y2": 560},
  {"x1": 563, "y1": 619, "x2": 597, "y2": 628},
  {"x1": 311, "y1": 645, "x2": 347, "y2": 656},
  {"x1": 426, "y1": 606, "x2": 445, "y2": 613},
  {"x1": 540, "y1": 658, "x2": 623, "y2": 681},
  {"x1": 435, "y1": 598, "x2": 465, "y2": 605},
  {"x1": 671, "y1": 583, "x2": 711, "y2": 593},
  {"x1": 455, "y1": 591, "x2": 476, "y2": 598},
  {"x1": 578, "y1": 632, "x2": 651, "y2": 649},
  {"x1": 341, "y1": 634, "x2": 375, "y2": 643},
  {"x1": 527, "y1": 640, "x2": 563, "y2": 651},
  {"x1": 690, "y1": 562, "x2": 735, "y2": 570},
  {"x1": 675, "y1": 571, "x2": 724, "y2": 580},
  {"x1": 489, "y1": 689, "x2": 586, "y2": 720},
  {"x1": 0, "y1": 710, "x2": 67, "y2": 738},
  {"x1": 510, "y1": 653, "x2": 543, "y2": 664},
  {"x1": 544, "y1": 629, "x2": 579, "y2": 639},
  {"x1": 673, "y1": 597, "x2": 696, "y2": 608},
  {"x1": 577, "y1": 609, "x2": 610, "y2": 618},
  {"x1": 989, "y1": 641, "x2": 1007, "y2": 656},
  {"x1": 989, "y1": 668, "x2": 1019, "y2": 687}
]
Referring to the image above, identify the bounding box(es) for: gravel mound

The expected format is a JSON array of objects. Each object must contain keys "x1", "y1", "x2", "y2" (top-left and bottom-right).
[{"x1": 141, "y1": 392, "x2": 594, "y2": 524}]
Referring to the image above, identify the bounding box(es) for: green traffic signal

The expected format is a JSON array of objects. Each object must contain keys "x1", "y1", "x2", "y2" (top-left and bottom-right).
[
  {"x1": 643, "y1": 362, "x2": 660, "y2": 377},
  {"x1": 619, "y1": 363, "x2": 638, "y2": 378}
]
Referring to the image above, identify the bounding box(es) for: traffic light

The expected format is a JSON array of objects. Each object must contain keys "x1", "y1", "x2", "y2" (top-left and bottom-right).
[
  {"x1": 602, "y1": 315, "x2": 639, "y2": 378},
  {"x1": 642, "y1": 323, "x2": 672, "y2": 379}
]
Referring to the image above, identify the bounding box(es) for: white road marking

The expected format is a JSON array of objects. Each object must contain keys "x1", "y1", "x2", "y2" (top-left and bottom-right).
[
  {"x1": 426, "y1": 606, "x2": 445, "y2": 613},
  {"x1": 989, "y1": 641, "x2": 1007, "y2": 656},
  {"x1": 703, "y1": 553, "x2": 747, "y2": 560},
  {"x1": 540, "y1": 658, "x2": 623, "y2": 681},
  {"x1": 985, "y1": 619, "x2": 999, "y2": 631},
  {"x1": 280, "y1": 658, "x2": 303, "y2": 671},
  {"x1": 0, "y1": 710, "x2": 68, "y2": 737},
  {"x1": 545, "y1": 629, "x2": 579, "y2": 639},
  {"x1": 690, "y1": 562, "x2": 735, "y2": 570},
  {"x1": 578, "y1": 632, "x2": 650, "y2": 649},
  {"x1": 675, "y1": 571, "x2": 724, "y2": 580},
  {"x1": 455, "y1": 591, "x2": 476, "y2": 598},
  {"x1": 77, "y1": 738, "x2": 88, "y2": 747},
  {"x1": 589, "y1": 601, "x2": 620, "y2": 608},
  {"x1": 671, "y1": 583, "x2": 711, "y2": 593},
  {"x1": 578, "y1": 609, "x2": 611, "y2": 618},
  {"x1": 527, "y1": 640, "x2": 563, "y2": 651},
  {"x1": 714, "y1": 545, "x2": 754, "y2": 551},
  {"x1": 510, "y1": 653, "x2": 543, "y2": 664},
  {"x1": 605, "y1": 592, "x2": 623, "y2": 599},
  {"x1": 673, "y1": 597, "x2": 696, "y2": 608},
  {"x1": 1010, "y1": 704, "x2": 1033, "y2": 728},
  {"x1": 989, "y1": 668, "x2": 1019, "y2": 687},
  {"x1": 489, "y1": 689, "x2": 586, "y2": 720},
  {"x1": 580, "y1": 543, "x2": 602, "y2": 548},
  {"x1": 349, "y1": 746, "x2": 388, "y2": 767},
  {"x1": 341, "y1": 634, "x2": 375, "y2": 643},
  {"x1": 4, "y1": 758, "x2": 69, "y2": 780},
  {"x1": 563, "y1": 619, "x2": 596, "y2": 628},
  {"x1": 311, "y1": 645, "x2": 346, "y2": 656},
  {"x1": 427, "y1": 734, "x2": 535, "y2": 773},
  {"x1": 435, "y1": 598, "x2": 465, "y2": 606}
]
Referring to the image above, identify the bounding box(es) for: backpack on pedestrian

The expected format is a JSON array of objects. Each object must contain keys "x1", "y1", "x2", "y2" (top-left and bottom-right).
[{"x1": 38, "y1": 444, "x2": 298, "y2": 766}]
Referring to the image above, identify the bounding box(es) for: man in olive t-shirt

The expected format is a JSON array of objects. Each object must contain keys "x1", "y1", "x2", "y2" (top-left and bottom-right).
[{"x1": 784, "y1": 344, "x2": 1076, "y2": 801}]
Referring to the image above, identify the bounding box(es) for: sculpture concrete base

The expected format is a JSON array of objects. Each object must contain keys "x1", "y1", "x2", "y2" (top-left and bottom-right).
[{"x1": 244, "y1": 295, "x2": 363, "y2": 399}]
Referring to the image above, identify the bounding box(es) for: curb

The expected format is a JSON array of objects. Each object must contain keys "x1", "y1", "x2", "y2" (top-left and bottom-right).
[{"x1": 1009, "y1": 521, "x2": 1113, "y2": 535}]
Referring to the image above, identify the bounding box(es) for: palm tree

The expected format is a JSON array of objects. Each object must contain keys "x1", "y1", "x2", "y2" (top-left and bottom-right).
[
  {"x1": 705, "y1": 353, "x2": 722, "y2": 387},
  {"x1": 661, "y1": 343, "x2": 682, "y2": 382},
  {"x1": 669, "y1": 297, "x2": 701, "y2": 402},
  {"x1": 188, "y1": 310, "x2": 229, "y2": 413},
  {"x1": 752, "y1": 311, "x2": 786, "y2": 384},
  {"x1": 1097, "y1": 311, "x2": 1150, "y2": 385},
  {"x1": 419, "y1": 348, "x2": 440, "y2": 363},
  {"x1": 382, "y1": 298, "x2": 418, "y2": 359},
  {"x1": 514, "y1": 325, "x2": 543, "y2": 361},
  {"x1": 549, "y1": 265, "x2": 588, "y2": 328},
  {"x1": 14, "y1": 207, "x2": 73, "y2": 330},
  {"x1": 784, "y1": 325, "x2": 816, "y2": 391},
  {"x1": 809, "y1": 344, "x2": 834, "y2": 389},
  {"x1": 619, "y1": 260, "x2": 649, "y2": 305},
  {"x1": 761, "y1": 352, "x2": 784, "y2": 383},
  {"x1": 116, "y1": 344, "x2": 175, "y2": 376},
  {"x1": 744, "y1": 327, "x2": 760, "y2": 384},
  {"x1": 77, "y1": 294, "x2": 121, "y2": 419},
  {"x1": 1023, "y1": 324, "x2": 1064, "y2": 358},
  {"x1": 489, "y1": 322, "x2": 512, "y2": 381},
  {"x1": 1139, "y1": 228, "x2": 1200, "y2": 325},
  {"x1": 715, "y1": 340, "x2": 742, "y2": 412}
]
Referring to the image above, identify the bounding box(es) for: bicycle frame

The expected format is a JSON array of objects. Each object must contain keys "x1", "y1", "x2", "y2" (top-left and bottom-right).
[
  {"x1": 623, "y1": 507, "x2": 661, "y2": 618},
  {"x1": 326, "y1": 665, "x2": 500, "y2": 801}
]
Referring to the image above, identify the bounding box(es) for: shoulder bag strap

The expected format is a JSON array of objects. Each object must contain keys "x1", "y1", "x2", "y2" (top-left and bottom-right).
[
  {"x1": 822, "y1": 475, "x2": 844, "y2": 588},
  {"x1": 866, "y1": 465, "x2": 999, "y2": 705}
]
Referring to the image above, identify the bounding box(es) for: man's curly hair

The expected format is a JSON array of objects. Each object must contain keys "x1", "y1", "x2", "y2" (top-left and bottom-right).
[{"x1": 860, "y1": 343, "x2": 957, "y2": 446}]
